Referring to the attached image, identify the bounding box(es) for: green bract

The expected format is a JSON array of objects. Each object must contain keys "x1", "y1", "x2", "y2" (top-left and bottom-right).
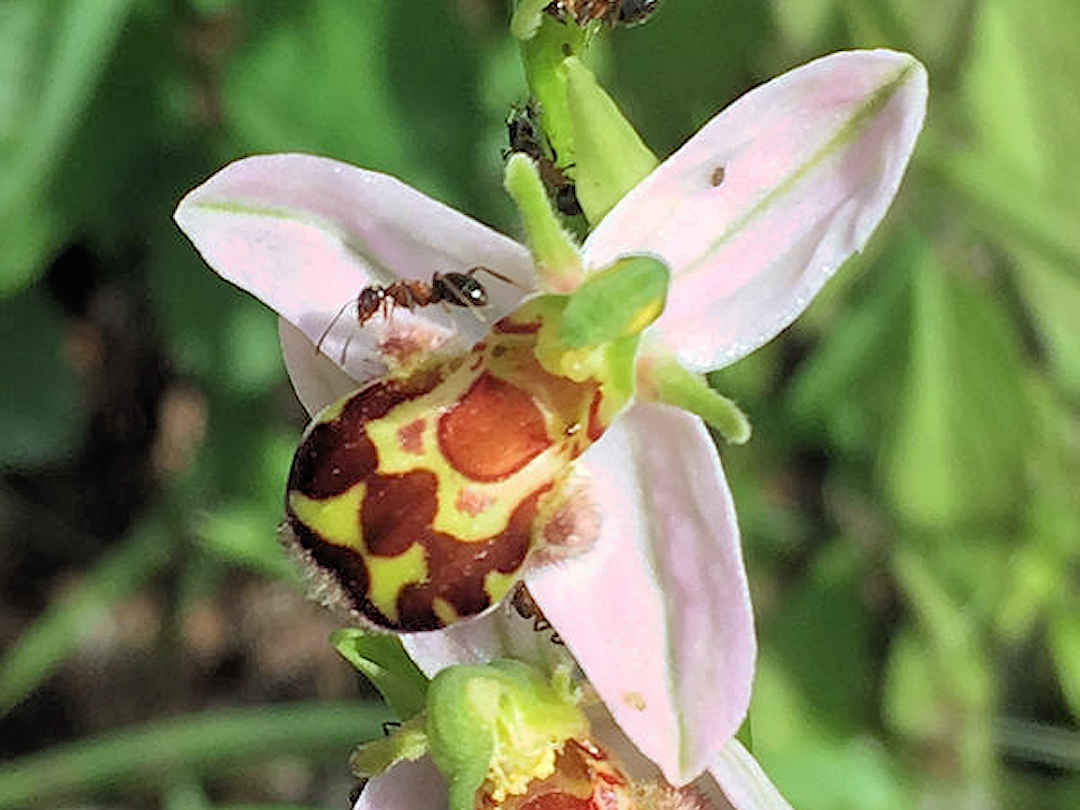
[{"x1": 331, "y1": 629, "x2": 429, "y2": 720}]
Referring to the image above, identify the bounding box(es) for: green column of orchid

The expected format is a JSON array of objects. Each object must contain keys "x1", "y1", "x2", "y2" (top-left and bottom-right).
[{"x1": 508, "y1": 2, "x2": 753, "y2": 446}]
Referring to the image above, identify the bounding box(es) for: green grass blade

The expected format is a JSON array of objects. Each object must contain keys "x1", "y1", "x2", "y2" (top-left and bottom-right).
[{"x1": 0, "y1": 702, "x2": 386, "y2": 809}]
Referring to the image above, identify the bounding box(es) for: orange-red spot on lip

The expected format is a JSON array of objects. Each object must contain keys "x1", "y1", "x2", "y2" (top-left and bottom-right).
[
  {"x1": 438, "y1": 372, "x2": 552, "y2": 482},
  {"x1": 494, "y1": 316, "x2": 542, "y2": 334},
  {"x1": 397, "y1": 418, "x2": 425, "y2": 454},
  {"x1": 455, "y1": 487, "x2": 494, "y2": 517},
  {"x1": 586, "y1": 389, "x2": 605, "y2": 441}
]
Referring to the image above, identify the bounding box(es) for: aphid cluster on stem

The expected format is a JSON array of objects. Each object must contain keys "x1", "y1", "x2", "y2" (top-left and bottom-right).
[
  {"x1": 505, "y1": 103, "x2": 582, "y2": 217},
  {"x1": 510, "y1": 581, "x2": 564, "y2": 645},
  {"x1": 544, "y1": 0, "x2": 661, "y2": 27}
]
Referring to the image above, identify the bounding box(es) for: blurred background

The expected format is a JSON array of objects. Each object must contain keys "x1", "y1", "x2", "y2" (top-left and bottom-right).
[{"x1": 1, "y1": 0, "x2": 1077, "y2": 808}]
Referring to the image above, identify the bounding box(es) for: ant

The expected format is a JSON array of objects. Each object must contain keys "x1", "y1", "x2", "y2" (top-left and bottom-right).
[
  {"x1": 506, "y1": 103, "x2": 583, "y2": 217},
  {"x1": 544, "y1": 0, "x2": 661, "y2": 27},
  {"x1": 315, "y1": 266, "x2": 519, "y2": 356},
  {"x1": 510, "y1": 581, "x2": 564, "y2": 645}
]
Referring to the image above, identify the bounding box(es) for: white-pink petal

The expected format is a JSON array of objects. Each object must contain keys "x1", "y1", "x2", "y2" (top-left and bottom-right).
[
  {"x1": 279, "y1": 318, "x2": 363, "y2": 415},
  {"x1": 526, "y1": 402, "x2": 755, "y2": 786},
  {"x1": 584, "y1": 49, "x2": 927, "y2": 372},
  {"x1": 710, "y1": 740, "x2": 795, "y2": 810},
  {"x1": 174, "y1": 153, "x2": 534, "y2": 386},
  {"x1": 353, "y1": 757, "x2": 448, "y2": 810}
]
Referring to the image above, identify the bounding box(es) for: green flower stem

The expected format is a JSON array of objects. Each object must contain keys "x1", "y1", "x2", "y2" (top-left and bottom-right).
[
  {"x1": 504, "y1": 153, "x2": 584, "y2": 291},
  {"x1": 644, "y1": 354, "x2": 752, "y2": 444},
  {"x1": 517, "y1": 14, "x2": 588, "y2": 169},
  {"x1": 509, "y1": 0, "x2": 552, "y2": 40}
]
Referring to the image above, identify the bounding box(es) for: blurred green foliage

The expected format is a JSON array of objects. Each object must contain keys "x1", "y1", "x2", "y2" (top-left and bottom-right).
[{"x1": 0, "y1": 0, "x2": 1077, "y2": 808}]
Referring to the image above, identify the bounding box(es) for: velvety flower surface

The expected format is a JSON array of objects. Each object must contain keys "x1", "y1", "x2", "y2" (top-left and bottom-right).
[{"x1": 175, "y1": 48, "x2": 927, "y2": 804}]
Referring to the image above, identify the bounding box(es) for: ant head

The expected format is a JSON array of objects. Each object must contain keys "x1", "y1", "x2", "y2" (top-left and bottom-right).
[
  {"x1": 617, "y1": 0, "x2": 661, "y2": 25},
  {"x1": 439, "y1": 272, "x2": 489, "y2": 308}
]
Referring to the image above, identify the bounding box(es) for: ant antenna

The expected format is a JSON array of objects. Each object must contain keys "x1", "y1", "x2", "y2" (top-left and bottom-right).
[
  {"x1": 468, "y1": 265, "x2": 525, "y2": 289},
  {"x1": 314, "y1": 296, "x2": 360, "y2": 362}
]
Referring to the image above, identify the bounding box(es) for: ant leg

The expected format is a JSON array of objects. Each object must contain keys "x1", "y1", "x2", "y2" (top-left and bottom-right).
[
  {"x1": 467, "y1": 265, "x2": 527, "y2": 289},
  {"x1": 315, "y1": 297, "x2": 359, "y2": 355}
]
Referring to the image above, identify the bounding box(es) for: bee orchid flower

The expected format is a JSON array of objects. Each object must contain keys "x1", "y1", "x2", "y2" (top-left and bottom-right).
[{"x1": 175, "y1": 48, "x2": 926, "y2": 804}]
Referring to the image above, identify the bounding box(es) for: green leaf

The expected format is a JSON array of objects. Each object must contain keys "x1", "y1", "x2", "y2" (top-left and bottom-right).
[
  {"x1": 0, "y1": 701, "x2": 386, "y2": 810},
  {"x1": 924, "y1": 146, "x2": 1080, "y2": 281},
  {"x1": 563, "y1": 56, "x2": 658, "y2": 225},
  {"x1": 1013, "y1": 250, "x2": 1080, "y2": 398},
  {"x1": 883, "y1": 240, "x2": 1028, "y2": 528},
  {"x1": 0, "y1": 0, "x2": 136, "y2": 295},
  {"x1": 331, "y1": 629, "x2": 429, "y2": 721},
  {"x1": 962, "y1": 0, "x2": 1048, "y2": 186},
  {"x1": 882, "y1": 628, "x2": 944, "y2": 741},
  {"x1": 1048, "y1": 610, "x2": 1080, "y2": 719}
]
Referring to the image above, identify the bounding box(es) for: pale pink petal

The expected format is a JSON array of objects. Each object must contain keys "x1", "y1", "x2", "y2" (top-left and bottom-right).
[
  {"x1": 174, "y1": 153, "x2": 535, "y2": 382},
  {"x1": 710, "y1": 740, "x2": 794, "y2": 810},
  {"x1": 353, "y1": 757, "x2": 448, "y2": 810},
  {"x1": 279, "y1": 318, "x2": 364, "y2": 415},
  {"x1": 526, "y1": 403, "x2": 755, "y2": 786},
  {"x1": 402, "y1": 588, "x2": 570, "y2": 679},
  {"x1": 584, "y1": 49, "x2": 927, "y2": 371}
]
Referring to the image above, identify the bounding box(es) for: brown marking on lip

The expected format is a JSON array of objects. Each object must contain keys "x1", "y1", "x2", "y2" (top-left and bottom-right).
[
  {"x1": 288, "y1": 482, "x2": 545, "y2": 632},
  {"x1": 710, "y1": 165, "x2": 726, "y2": 186},
  {"x1": 285, "y1": 518, "x2": 385, "y2": 624},
  {"x1": 286, "y1": 368, "x2": 442, "y2": 499},
  {"x1": 586, "y1": 389, "x2": 605, "y2": 441},
  {"x1": 393, "y1": 487, "x2": 545, "y2": 631},
  {"x1": 455, "y1": 487, "x2": 494, "y2": 516},
  {"x1": 362, "y1": 470, "x2": 439, "y2": 557},
  {"x1": 438, "y1": 372, "x2": 552, "y2": 482},
  {"x1": 397, "y1": 418, "x2": 425, "y2": 454},
  {"x1": 494, "y1": 316, "x2": 542, "y2": 334}
]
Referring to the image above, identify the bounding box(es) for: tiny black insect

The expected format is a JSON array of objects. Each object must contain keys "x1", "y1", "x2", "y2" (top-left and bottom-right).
[
  {"x1": 506, "y1": 103, "x2": 583, "y2": 217},
  {"x1": 544, "y1": 0, "x2": 661, "y2": 27},
  {"x1": 510, "y1": 581, "x2": 564, "y2": 645}
]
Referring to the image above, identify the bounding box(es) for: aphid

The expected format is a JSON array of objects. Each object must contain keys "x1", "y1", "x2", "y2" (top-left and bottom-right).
[
  {"x1": 510, "y1": 581, "x2": 564, "y2": 644},
  {"x1": 316, "y1": 266, "x2": 518, "y2": 356},
  {"x1": 544, "y1": 0, "x2": 661, "y2": 27},
  {"x1": 506, "y1": 104, "x2": 583, "y2": 217}
]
